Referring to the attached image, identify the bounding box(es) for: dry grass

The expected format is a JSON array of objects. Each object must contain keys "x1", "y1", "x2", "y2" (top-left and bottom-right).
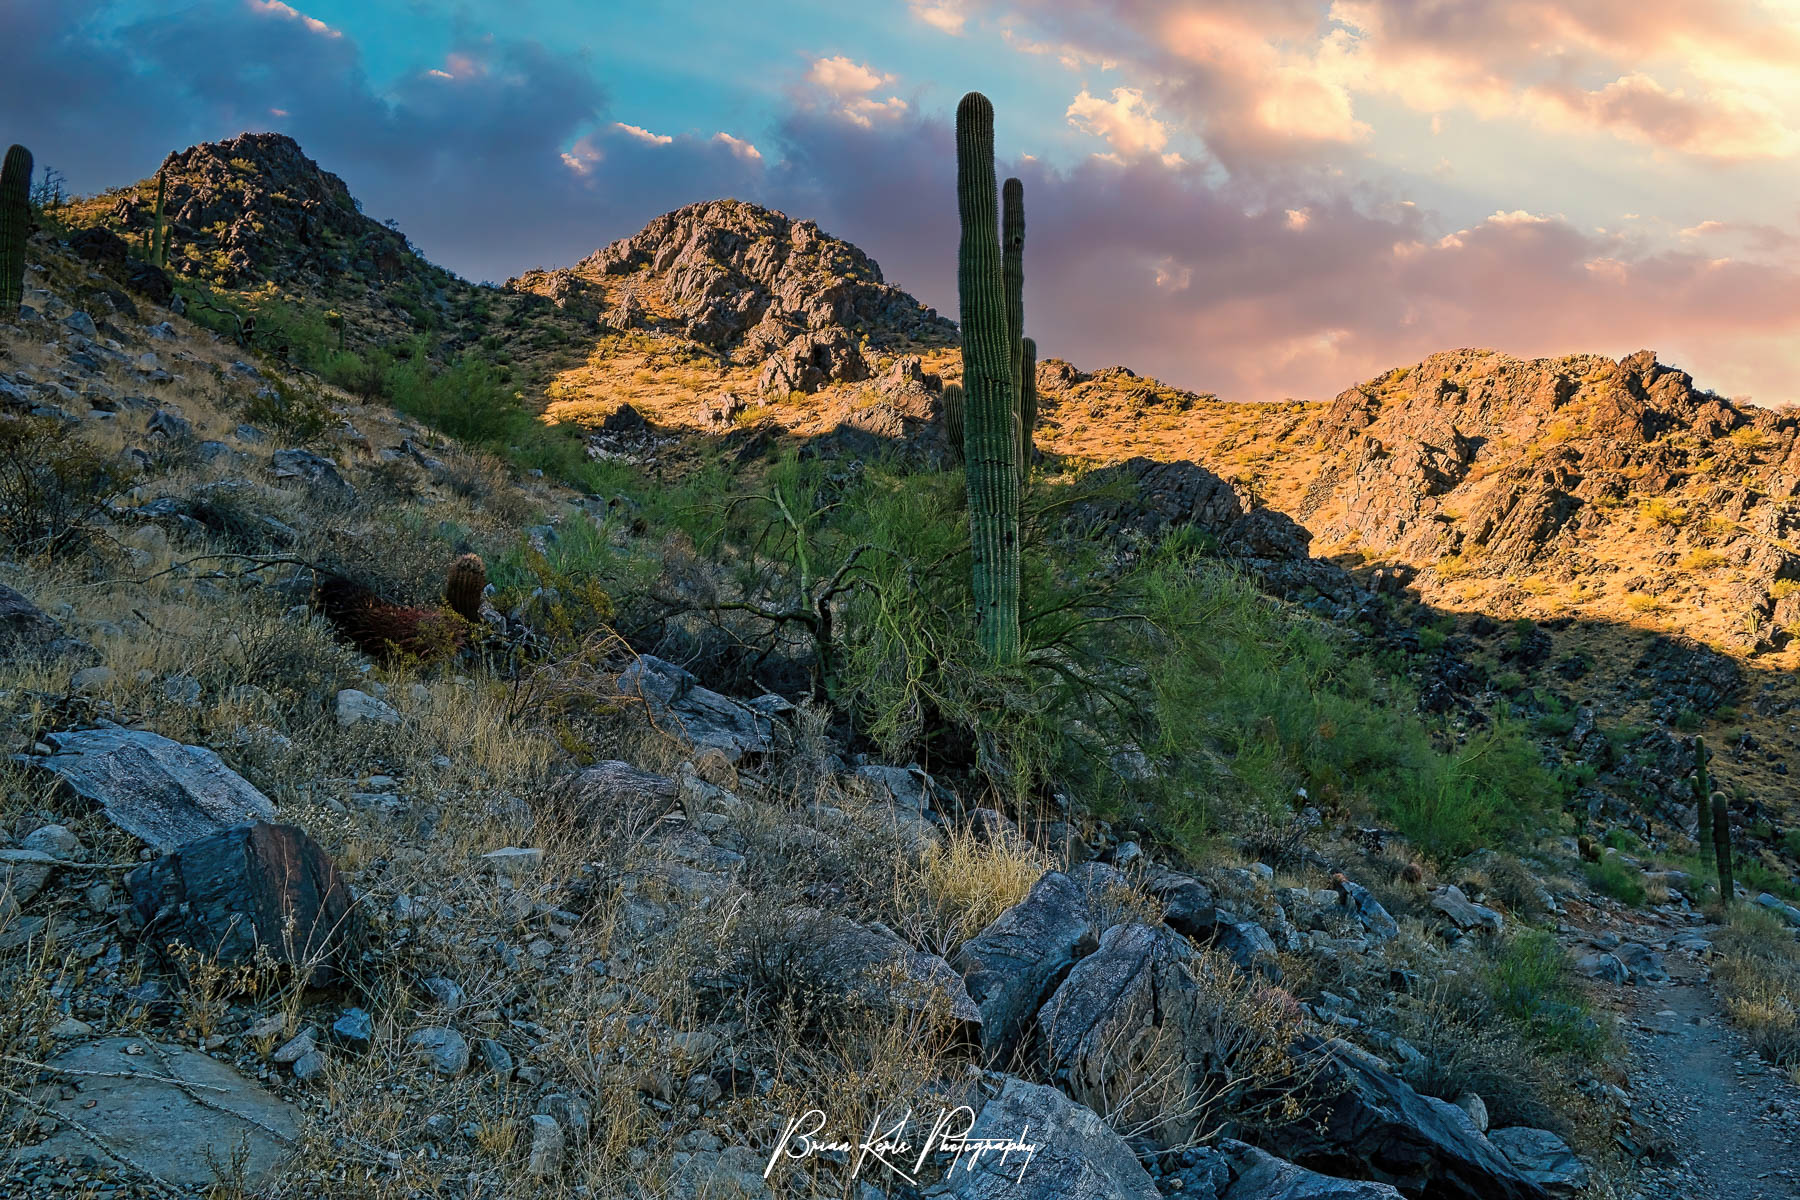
[{"x1": 1713, "y1": 907, "x2": 1800, "y2": 1084}]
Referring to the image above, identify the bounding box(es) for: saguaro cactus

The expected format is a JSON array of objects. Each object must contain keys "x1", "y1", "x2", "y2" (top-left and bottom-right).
[
  {"x1": 1002, "y1": 178, "x2": 1025, "y2": 392},
  {"x1": 942, "y1": 382, "x2": 965, "y2": 467},
  {"x1": 956, "y1": 92, "x2": 1021, "y2": 663},
  {"x1": 149, "y1": 164, "x2": 167, "y2": 268},
  {"x1": 1711, "y1": 791, "x2": 1734, "y2": 905},
  {"x1": 0, "y1": 144, "x2": 32, "y2": 317}
]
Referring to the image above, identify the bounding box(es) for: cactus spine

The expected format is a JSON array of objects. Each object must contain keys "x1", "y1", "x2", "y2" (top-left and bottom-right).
[
  {"x1": 956, "y1": 92, "x2": 1021, "y2": 663},
  {"x1": 149, "y1": 164, "x2": 167, "y2": 268},
  {"x1": 1711, "y1": 791, "x2": 1733, "y2": 905},
  {"x1": 0, "y1": 144, "x2": 31, "y2": 317},
  {"x1": 942, "y1": 382, "x2": 965, "y2": 466},
  {"x1": 1020, "y1": 335, "x2": 1038, "y2": 465}
]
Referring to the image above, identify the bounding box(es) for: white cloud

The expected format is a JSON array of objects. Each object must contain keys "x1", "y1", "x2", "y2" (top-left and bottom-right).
[
  {"x1": 806, "y1": 56, "x2": 908, "y2": 127},
  {"x1": 713, "y1": 131, "x2": 763, "y2": 161},
  {"x1": 909, "y1": 1, "x2": 965, "y2": 35},
  {"x1": 246, "y1": 0, "x2": 340, "y2": 39},
  {"x1": 615, "y1": 122, "x2": 672, "y2": 146},
  {"x1": 1066, "y1": 87, "x2": 1170, "y2": 158}
]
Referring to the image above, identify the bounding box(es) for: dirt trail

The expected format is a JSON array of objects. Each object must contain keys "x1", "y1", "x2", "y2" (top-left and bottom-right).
[{"x1": 1563, "y1": 906, "x2": 1800, "y2": 1200}]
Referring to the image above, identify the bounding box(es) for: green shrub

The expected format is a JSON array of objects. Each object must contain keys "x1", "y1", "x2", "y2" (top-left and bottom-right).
[{"x1": 1583, "y1": 856, "x2": 1647, "y2": 905}]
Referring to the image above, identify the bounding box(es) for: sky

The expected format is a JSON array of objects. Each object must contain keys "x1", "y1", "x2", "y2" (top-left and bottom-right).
[{"x1": 4, "y1": 0, "x2": 1799, "y2": 405}]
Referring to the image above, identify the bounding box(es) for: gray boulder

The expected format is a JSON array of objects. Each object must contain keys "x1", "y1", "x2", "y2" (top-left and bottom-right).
[
  {"x1": 952, "y1": 871, "x2": 1098, "y2": 1061},
  {"x1": 1428, "y1": 885, "x2": 1503, "y2": 933},
  {"x1": 0, "y1": 583, "x2": 69, "y2": 657},
  {"x1": 1486, "y1": 1128, "x2": 1588, "y2": 1195},
  {"x1": 271, "y1": 448, "x2": 354, "y2": 496},
  {"x1": 1219, "y1": 1140, "x2": 1405, "y2": 1199},
  {"x1": 788, "y1": 910, "x2": 981, "y2": 1033},
  {"x1": 1037, "y1": 923, "x2": 1232, "y2": 1146},
  {"x1": 22, "y1": 726, "x2": 276, "y2": 852},
  {"x1": 1334, "y1": 879, "x2": 1398, "y2": 943},
  {"x1": 618, "y1": 655, "x2": 774, "y2": 763},
  {"x1": 924, "y1": 1076, "x2": 1158, "y2": 1199},
  {"x1": 14, "y1": 1038, "x2": 299, "y2": 1189},
  {"x1": 1256, "y1": 1036, "x2": 1548, "y2": 1200},
  {"x1": 1755, "y1": 892, "x2": 1800, "y2": 927}
]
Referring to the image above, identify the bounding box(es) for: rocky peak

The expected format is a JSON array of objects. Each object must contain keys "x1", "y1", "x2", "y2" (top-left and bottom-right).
[
  {"x1": 510, "y1": 199, "x2": 955, "y2": 394},
  {"x1": 101, "y1": 132, "x2": 425, "y2": 292}
]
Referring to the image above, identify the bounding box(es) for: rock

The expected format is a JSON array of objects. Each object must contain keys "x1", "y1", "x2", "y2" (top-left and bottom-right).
[
  {"x1": 758, "y1": 328, "x2": 869, "y2": 395},
  {"x1": 0, "y1": 849, "x2": 56, "y2": 916},
  {"x1": 923, "y1": 1076, "x2": 1159, "y2": 1199},
  {"x1": 421, "y1": 976, "x2": 464, "y2": 1009},
  {"x1": 70, "y1": 665, "x2": 116, "y2": 692},
  {"x1": 559, "y1": 760, "x2": 679, "y2": 815},
  {"x1": 475, "y1": 1037, "x2": 513, "y2": 1076},
  {"x1": 147, "y1": 408, "x2": 192, "y2": 440},
  {"x1": 785, "y1": 909, "x2": 981, "y2": 1034},
  {"x1": 1144, "y1": 867, "x2": 1216, "y2": 937},
  {"x1": 292, "y1": 1048, "x2": 328, "y2": 1080},
  {"x1": 13, "y1": 1038, "x2": 300, "y2": 1190},
  {"x1": 126, "y1": 263, "x2": 175, "y2": 306},
  {"x1": 618, "y1": 655, "x2": 774, "y2": 763},
  {"x1": 0, "y1": 583, "x2": 66, "y2": 657},
  {"x1": 271, "y1": 448, "x2": 354, "y2": 496},
  {"x1": 482, "y1": 846, "x2": 544, "y2": 879},
  {"x1": 1334, "y1": 878, "x2": 1399, "y2": 943},
  {"x1": 951, "y1": 871, "x2": 1099, "y2": 1060},
  {"x1": 1036, "y1": 922, "x2": 1234, "y2": 1145},
  {"x1": 1755, "y1": 892, "x2": 1800, "y2": 927},
  {"x1": 331, "y1": 1008, "x2": 373, "y2": 1050},
  {"x1": 1614, "y1": 942, "x2": 1669, "y2": 985},
  {"x1": 666, "y1": 1145, "x2": 774, "y2": 1199},
  {"x1": 271, "y1": 1031, "x2": 315, "y2": 1064},
  {"x1": 70, "y1": 227, "x2": 129, "y2": 264},
  {"x1": 406, "y1": 1027, "x2": 469, "y2": 1075},
  {"x1": 1487, "y1": 1128, "x2": 1588, "y2": 1195},
  {"x1": 1256, "y1": 1035, "x2": 1547, "y2": 1200},
  {"x1": 1218, "y1": 1140, "x2": 1405, "y2": 1199},
  {"x1": 1573, "y1": 952, "x2": 1627, "y2": 984},
  {"x1": 1453, "y1": 1092, "x2": 1489, "y2": 1133},
  {"x1": 126, "y1": 822, "x2": 355, "y2": 983},
  {"x1": 601, "y1": 401, "x2": 649, "y2": 432},
  {"x1": 527, "y1": 1113, "x2": 565, "y2": 1178},
  {"x1": 1428, "y1": 885, "x2": 1503, "y2": 933},
  {"x1": 335, "y1": 688, "x2": 400, "y2": 727},
  {"x1": 22, "y1": 726, "x2": 277, "y2": 852}
]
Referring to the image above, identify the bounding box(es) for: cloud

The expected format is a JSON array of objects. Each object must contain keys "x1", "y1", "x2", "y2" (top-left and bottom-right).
[
  {"x1": 805, "y1": 55, "x2": 909, "y2": 128},
  {"x1": 246, "y1": 0, "x2": 341, "y2": 40},
  {"x1": 713, "y1": 132, "x2": 763, "y2": 161},
  {"x1": 909, "y1": 0, "x2": 967, "y2": 34},
  {"x1": 615, "y1": 122, "x2": 673, "y2": 145},
  {"x1": 1066, "y1": 88, "x2": 1171, "y2": 158}
]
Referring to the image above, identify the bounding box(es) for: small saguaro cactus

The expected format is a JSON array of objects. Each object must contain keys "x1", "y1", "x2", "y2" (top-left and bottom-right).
[
  {"x1": 942, "y1": 382, "x2": 965, "y2": 467},
  {"x1": 1711, "y1": 791, "x2": 1734, "y2": 905},
  {"x1": 149, "y1": 164, "x2": 167, "y2": 268},
  {"x1": 955, "y1": 91, "x2": 1022, "y2": 663},
  {"x1": 0, "y1": 143, "x2": 32, "y2": 317},
  {"x1": 1691, "y1": 735, "x2": 1710, "y2": 845}
]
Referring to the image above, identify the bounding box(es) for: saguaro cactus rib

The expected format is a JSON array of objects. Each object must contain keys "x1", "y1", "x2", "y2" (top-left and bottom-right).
[{"x1": 1, "y1": 144, "x2": 32, "y2": 317}]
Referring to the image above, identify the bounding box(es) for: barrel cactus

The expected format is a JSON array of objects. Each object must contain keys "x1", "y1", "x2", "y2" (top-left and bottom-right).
[
  {"x1": 1, "y1": 144, "x2": 31, "y2": 316},
  {"x1": 955, "y1": 92, "x2": 1021, "y2": 662}
]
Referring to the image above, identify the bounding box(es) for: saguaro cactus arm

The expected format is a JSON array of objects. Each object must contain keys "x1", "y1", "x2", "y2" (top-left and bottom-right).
[{"x1": 1020, "y1": 335, "x2": 1038, "y2": 465}]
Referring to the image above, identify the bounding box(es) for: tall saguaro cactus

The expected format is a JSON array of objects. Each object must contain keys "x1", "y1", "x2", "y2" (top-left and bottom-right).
[
  {"x1": 956, "y1": 92, "x2": 1022, "y2": 663},
  {"x1": 1020, "y1": 335, "x2": 1038, "y2": 465},
  {"x1": 0, "y1": 144, "x2": 32, "y2": 317},
  {"x1": 1002, "y1": 178, "x2": 1025, "y2": 395}
]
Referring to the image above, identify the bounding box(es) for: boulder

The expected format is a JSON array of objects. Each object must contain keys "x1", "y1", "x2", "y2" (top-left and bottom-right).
[
  {"x1": 787, "y1": 910, "x2": 981, "y2": 1035},
  {"x1": 1428, "y1": 885, "x2": 1503, "y2": 933},
  {"x1": 127, "y1": 822, "x2": 355, "y2": 983},
  {"x1": 1755, "y1": 892, "x2": 1800, "y2": 927},
  {"x1": 1256, "y1": 1036, "x2": 1548, "y2": 1200},
  {"x1": 13, "y1": 1038, "x2": 300, "y2": 1190},
  {"x1": 335, "y1": 688, "x2": 400, "y2": 727},
  {"x1": 1334, "y1": 879, "x2": 1399, "y2": 943},
  {"x1": 618, "y1": 655, "x2": 774, "y2": 763},
  {"x1": 556, "y1": 759, "x2": 678, "y2": 814},
  {"x1": 1036, "y1": 923, "x2": 1230, "y2": 1146},
  {"x1": 1486, "y1": 1128, "x2": 1588, "y2": 1195},
  {"x1": 70, "y1": 225, "x2": 129, "y2": 264},
  {"x1": 126, "y1": 263, "x2": 175, "y2": 306},
  {"x1": 952, "y1": 871, "x2": 1099, "y2": 1061},
  {"x1": 1219, "y1": 1140, "x2": 1405, "y2": 1199},
  {"x1": 270, "y1": 448, "x2": 354, "y2": 497},
  {"x1": 0, "y1": 583, "x2": 68, "y2": 657},
  {"x1": 22, "y1": 726, "x2": 277, "y2": 852},
  {"x1": 924, "y1": 1076, "x2": 1159, "y2": 1199}
]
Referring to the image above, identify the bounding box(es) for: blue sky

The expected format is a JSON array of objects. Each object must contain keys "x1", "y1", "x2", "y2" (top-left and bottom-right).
[{"x1": 5, "y1": 0, "x2": 1798, "y2": 404}]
